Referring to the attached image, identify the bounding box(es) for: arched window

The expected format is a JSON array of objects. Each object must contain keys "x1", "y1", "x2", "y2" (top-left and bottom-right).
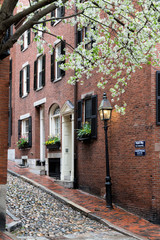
[{"x1": 49, "y1": 104, "x2": 60, "y2": 137}]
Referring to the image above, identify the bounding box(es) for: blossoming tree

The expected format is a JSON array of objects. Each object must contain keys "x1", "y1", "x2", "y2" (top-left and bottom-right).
[{"x1": 1, "y1": 0, "x2": 160, "y2": 112}]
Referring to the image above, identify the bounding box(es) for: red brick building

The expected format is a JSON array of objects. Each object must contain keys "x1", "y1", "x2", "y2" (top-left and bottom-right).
[{"x1": 8, "y1": 2, "x2": 160, "y2": 224}]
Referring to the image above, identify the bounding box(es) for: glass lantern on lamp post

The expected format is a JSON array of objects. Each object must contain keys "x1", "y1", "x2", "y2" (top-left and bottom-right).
[{"x1": 99, "y1": 92, "x2": 113, "y2": 208}]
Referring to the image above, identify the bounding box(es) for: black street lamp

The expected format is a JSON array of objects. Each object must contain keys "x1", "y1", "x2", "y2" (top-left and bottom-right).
[{"x1": 99, "y1": 92, "x2": 113, "y2": 209}]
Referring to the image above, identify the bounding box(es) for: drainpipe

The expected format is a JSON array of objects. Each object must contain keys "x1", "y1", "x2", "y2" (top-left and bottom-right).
[{"x1": 73, "y1": 1, "x2": 78, "y2": 189}]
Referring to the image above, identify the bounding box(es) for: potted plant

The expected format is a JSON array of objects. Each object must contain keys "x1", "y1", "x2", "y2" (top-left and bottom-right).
[
  {"x1": 17, "y1": 137, "x2": 29, "y2": 149},
  {"x1": 45, "y1": 135, "x2": 61, "y2": 150},
  {"x1": 77, "y1": 122, "x2": 91, "y2": 141}
]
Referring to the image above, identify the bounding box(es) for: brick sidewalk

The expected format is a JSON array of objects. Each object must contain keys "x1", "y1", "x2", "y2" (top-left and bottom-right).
[{"x1": 6, "y1": 160, "x2": 160, "y2": 240}]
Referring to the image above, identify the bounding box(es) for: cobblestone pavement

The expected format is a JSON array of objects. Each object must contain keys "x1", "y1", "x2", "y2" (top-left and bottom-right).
[{"x1": 6, "y1": 173, "x2": 136, "y2": 240}]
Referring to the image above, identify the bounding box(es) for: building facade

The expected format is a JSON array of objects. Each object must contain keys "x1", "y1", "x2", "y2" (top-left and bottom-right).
[{"x1": 8, "y1": 2, "x2": 160, "y2": 224}]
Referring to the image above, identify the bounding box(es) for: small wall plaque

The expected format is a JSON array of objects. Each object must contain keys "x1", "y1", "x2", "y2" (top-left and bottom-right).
[
  {"x1": 135, "y1": 149, "x2": 146, "y2": 156},
  {"x1": 135, "y1": 141, "x2": 145, "y2": 148}
]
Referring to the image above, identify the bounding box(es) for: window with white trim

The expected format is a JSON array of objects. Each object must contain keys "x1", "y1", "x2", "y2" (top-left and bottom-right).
[
  {"x1": 34, "y1": 55, "x2": 46, "y2": 90},
  {"x1": 22, "y1": 118, "x2": 29, "y2": 139},
  {"x1": 19, "y1": 64, "x2": 30, "y2": 98},
  {"x1": 51, "y1": 6, "x2": 65, "y2": 26},
  {"x1": 50, "y1": 104, "x2": 60, "y2": 137},
  {"x1": 18, "y1": 116, "x2": 32, "y2": 147},
  {"x1": 21, "y1": 29, "x2": 30, "y2": 51},
  {"x1": 51, "y1": 41, "x2": 65, "y2": 82},
  {"x1": 55, "y1": 43, "x2": 62, "y2": 80},
  {"x1": 38, "y1": 56, "x2": 43, "y2": 88}
]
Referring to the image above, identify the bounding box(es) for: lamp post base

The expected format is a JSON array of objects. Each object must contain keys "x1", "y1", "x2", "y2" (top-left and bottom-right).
[{"x1": 105, "y1": 176, "x2": 113, "y2": 209}]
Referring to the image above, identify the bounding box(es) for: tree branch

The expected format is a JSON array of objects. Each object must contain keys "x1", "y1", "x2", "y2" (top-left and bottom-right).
[{"x1": 0, "y1": 0, "x2": 68, "y2": 55}]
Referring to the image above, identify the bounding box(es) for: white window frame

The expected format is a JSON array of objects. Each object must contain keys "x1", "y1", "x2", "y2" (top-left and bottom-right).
[
  {"x1": 37, "y1": 56, "x2": 43, "y2": 89},
  {"x1": 55, "y1": 43, "x2": 62, "y2": 81},
  {"x1": 49, "y1": 104, "x2": 61, "y2": 138},
  {"x1": 53, "y1": 7, "x2": 63, "y2": 26},
  {"x1": 22, "y1": 118, "x2": 29, "y2": 140},
  {"x1": 22, "y1": 30, "x2": 29, "y2": 51},
  {"x1": 22, "y1": 66, "x2": 27, "y2": 97}
]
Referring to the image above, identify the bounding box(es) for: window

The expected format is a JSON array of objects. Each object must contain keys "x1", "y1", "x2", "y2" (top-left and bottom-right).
[
  {"x1": 21, "y1": 29, "x2": 30, "y2": 51},
  {"x1": 34, "y1": 55, "x2": 46, "y2": 90},
  {"x1": 51, "y1": 6, "x2": 65, "y2": 26},
  {"x1": 85, "y1": 25, "x2": 95, "y2": 50},
  {"x1": 77, "y1": 29, "x2": 83, "y2": 45},
  {"x1": 77, "y1": 95, "x2": 97, "y2": 139},
  {"x1": 51, "y1": 41, "x2": 65, "y2": 82},
  {"x1": 19, "y1": 64, "x2": 30, "y2": 97},
  {"x1": 18, "y1": 116, "x2": 32, "y2": 147},
  {"x1": 22, "y1": 119, "x2": 29, "y2": 139},
  {"x1": 50, "y1": 104, "x2": 61, "y2": 137}
]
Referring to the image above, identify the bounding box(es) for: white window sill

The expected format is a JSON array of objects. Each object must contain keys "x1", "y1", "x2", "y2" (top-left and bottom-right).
[
  {"x1": 22, "y1": 46, "x2": 28, "y2": 52},
  {"x1": 36, "y1": 86, "x2": 43, "y2": 92},
  {"x1": 22, "y1": 94, "x2": 28, "y2": 98},
  {"x1": 54, "y1": 77, "x2": 62, "y2": 83},
  {"x1": 53, "y1": 20, "x2": 61, "y2": 27}
]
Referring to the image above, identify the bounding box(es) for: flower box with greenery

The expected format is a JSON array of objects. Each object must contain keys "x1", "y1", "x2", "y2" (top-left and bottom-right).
[
  {"x1": 45, "y1": 136, "x2": 61, "y2": 150},
  {"x1": 77, "y1": 122, "x2": 91, "y2": 141},
  {"x1": 17, "y1": 137, "x2": 29, "y2": 149}
]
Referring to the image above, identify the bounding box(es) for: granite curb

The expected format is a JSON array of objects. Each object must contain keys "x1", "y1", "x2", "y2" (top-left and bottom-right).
[{"x1": 8, "y1": 169, "x2": 147, "y2": 240}]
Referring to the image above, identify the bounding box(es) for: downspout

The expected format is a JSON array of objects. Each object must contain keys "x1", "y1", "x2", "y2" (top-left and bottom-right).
[{"x1": 73, "y1": 1, "x2": 78, "y2": 189}]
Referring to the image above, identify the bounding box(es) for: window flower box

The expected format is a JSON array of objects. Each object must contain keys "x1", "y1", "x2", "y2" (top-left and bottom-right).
[
  {"x1": 45, "y1": 136, "x2": 61, "y2": 150},
  {"x1": 46, "y1": 142, "x2": 61, "y2": 150},
  {"x1": 77, "y1": 122, "x2": 91, "y2": 142},
  {"x1": 17, "y1": 137, "x2": 30, "y2": 149},
  {"x1": 78, "y1": 134, "x2": 91, "y2": 142}
]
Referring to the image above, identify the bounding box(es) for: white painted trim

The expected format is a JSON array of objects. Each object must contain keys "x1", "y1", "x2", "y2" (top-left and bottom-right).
[
  {"x1": 20, "y1": 113, "x2": 30, "y2": 120},
  {"x1": 37, "y1": 53, "x2": 43, "y2": 58},
  {"x1": 81, "y1": 91, "x2": 94, "y2": 99},
  {"x1": 34, "y1": 98, "x2": 46, "y2": 107},
  {"x1": 54, "y1": 38, "x2": 62, "y2": 46},
  {"x1": 22, "y1": 62, "x2": 29, "y2": 68}
]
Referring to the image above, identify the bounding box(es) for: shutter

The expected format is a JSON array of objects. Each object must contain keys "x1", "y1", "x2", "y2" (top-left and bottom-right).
[
  {"x1": 19, "y1": 70, "x2": 23, "y2": 97},
  {"x1": 51, "y1": 10, "x2": 55, "y2": 26},
  {"x1": 61, "y1": 40, "x2": 65, "y2": 77},
  {"x1": 51, "y1": 48, "x2": 55, "y2": 82},
  {"x1": 27, "y1": 64, "x2": 30, "y2": 93},
  {"x1": 42, "y1": 54, "x2": 46, "y2": 86},
  {"x1": 28, "y1": 116, "x2": 32, "y2": 147},
  {"x1": 77, "y1": 29, "x2": 83, "y2": 45},
  {"x1": 61, "y1": 6, "x2": 65, "y2": 17},
  {"x1": 77, "y1": 100, "x2": 82, "y2": 129},
  {"x1": 34, "y1": 60, "x2": 37, "y2": 90},
  {"x1": 21, "y1": 35, "x2": 24, "y2": 51},
  {"x1": 27, "y1": 29, "x2": 30, "y2": 45},
  {"x1": 156, "y1": 71, "x2": 160, "y2": 125},
  {"x1": 91, "y1": 95, "x2": 97, "y2": 138},
  {"x1": 18, "y1": 120, "x2": 21, "y2": 140}
]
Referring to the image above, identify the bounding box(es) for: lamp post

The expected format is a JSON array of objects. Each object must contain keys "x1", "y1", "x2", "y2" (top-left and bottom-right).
[{"x1": 99, "y1": 92, "x2": 113, "y2": 209}]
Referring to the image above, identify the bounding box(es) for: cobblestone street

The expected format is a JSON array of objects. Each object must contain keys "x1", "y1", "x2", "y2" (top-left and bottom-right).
[{"x1": 6, "y1": 173, "x2": 137, "y2": 240}]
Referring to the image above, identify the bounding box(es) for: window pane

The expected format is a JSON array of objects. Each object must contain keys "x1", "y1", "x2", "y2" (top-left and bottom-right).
[
  {"x1": 57, "y1": 8, "x2": 61, "y2": 18},
  {"x1": 85, "y1": 99, "x2": 92, "y2": 120}
]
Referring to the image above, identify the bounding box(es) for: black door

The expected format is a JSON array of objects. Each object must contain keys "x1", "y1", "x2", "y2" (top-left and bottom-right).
[{"x1": 49, "y1": 158, "x2": 60, "y2": 179}]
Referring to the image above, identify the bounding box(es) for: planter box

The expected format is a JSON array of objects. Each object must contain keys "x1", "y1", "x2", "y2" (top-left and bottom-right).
[
  {"x1": 78, "y1": 135, "x2": 91, "y2": 142},
  {"x1": 18, "y1": 143, "x2": 30, "y2": 149},
  {"x1": 46, "y1": 142, "x2": 61, "y2": 150}
]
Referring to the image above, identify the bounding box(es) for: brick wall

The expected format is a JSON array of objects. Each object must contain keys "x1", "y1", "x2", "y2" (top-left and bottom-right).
[
  {"x1": 10, "y1": 2, "x2": 160, "y2": 223},
  {"x1": 0, "y1": 57, "x2": 9, "y2": 184}
]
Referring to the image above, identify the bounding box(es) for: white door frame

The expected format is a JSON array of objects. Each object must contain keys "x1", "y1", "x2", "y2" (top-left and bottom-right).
[
  {"x1": 60, "y1": 101, "x2": 74, "y2": 182},
  {"x1": 40, "y1": 106, "x2": 45, "y2": 162}
]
